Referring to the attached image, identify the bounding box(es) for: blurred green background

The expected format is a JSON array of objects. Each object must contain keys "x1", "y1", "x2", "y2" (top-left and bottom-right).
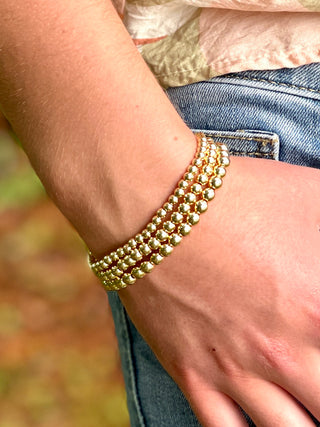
[{"x1": 0, "y1": 114, "x2": 129, "y2": 427}]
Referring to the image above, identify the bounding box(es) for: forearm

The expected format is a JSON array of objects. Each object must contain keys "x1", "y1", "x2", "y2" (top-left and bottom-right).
[{"x1": 0, "y1": 0, "x2": 196, "y2": 255}]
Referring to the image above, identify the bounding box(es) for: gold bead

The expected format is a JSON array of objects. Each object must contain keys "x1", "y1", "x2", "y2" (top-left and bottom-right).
[
  {"x1": 174, "y1": 188, "x2": 185, "y2": 198},
  {"x1": 159, "y1": 244, "x2": 173, "y2": 257},
  {"x1": 116, "y1": 248, "x2": 125, "y2": 258},
  {"x1": 178, "y1": 203, "x2": 191, "y2": 215},
  {"x1": 156, "y1": 229, "x2": 169, "y2": 241},
  {"x1": 95, "y1": 269, "x2": 104, "y2": 278},
  {"x1": 196, "y1": 200, "x2": 208, "y2": 214},
  {"x1": 202, "y1": 165, "x2": 213, "y2": 175},
  {"x1": 141, "y1": 229, "x2": 151, "y2": 240},
  {"x1": 214, "y1": 166, "x2": 226, "y2": 177},
  {"x1": 110, "y1": 252, "x2": 119, "y2": 262},
  {"x1": 103, "y1": 255, "x2": 112, "y2": 265},
  {"x1": 106, "y1": 279, "x2": 121, "y2": 291},
  {"x1": 169, "y1": 195, "x2": 179, "y2": 205},
  {"x1": 111, "y1": 266, "x2": 123, "y2": 277},
  {"x1": 131, "y1": 249, "x2": 143, "y2": 261},
  {"x1": 135, "y1": 234, "x2": 144, "y2": 244},
  {"x1": 123, "y1": 244, "x2": 132, "y2": 255},
  {"x1": 207, "y1": 156, "x2": 216, "y2": 164},
  {"x1": 148, "y1": 237, "x2": 161, "y2": 249},
  {"x1": 210, "y1": 143, "x2": 218, "y2": 150},
  {"x1": 104, "y1": 271, "x2": 113, "y2": 279},
  {"x1": 163, "y1": 221, "x2": 176, "y2": 233},
  {"x1": 100, "y1": 276, "x2": 110, "y2": 283},
  {"x1": 117, "y1": 260, "x2": 129, "y2": 271},
  {"x1": 197, "y1": 174, "x2": 209, "y2": 185},
  {"x1": 163, "y1": 202, "x2": 174, "y2": 212},
  {"x1": 220, "y1": 144, "x2": 228, "y2": 151},
  {"x1": 146, "y1": 222, "x2": 157, "y2": 233},
  {"x1": 102, "y1": 279, "x2": 110, "y2": 288},
  {"x1": 191, "y1": 183, "x2": 202, "y2": 194},
  {"x1": 193, "y1": 158, "x2": 203, "y2": 167},
  {"x1": 140, "y1": 261, "x2": 154, "y2": 273},
  {"x1": 203, "y1": 188, "x2": 215, "y2": 201},
  {"x1": 122, "y1": 273, "x2": 136, "y2": 285},
  {"x1": 184, "y1": 172, "x2": 194, "y2": 182},
  {"x1": 132, "y1": 267, "x2": 146, "y2": 279},
  {"x1": 157, "y1": 208, "x2": 167, "y2": 218},
  {"x1": 112, "y1": 277, "x2": 122, "y2": 287},
  {"x1": 119, "y1": 279, "x2": 128, "y2": 289},
  {"x1": 111, "y1": 284, "x2": 121, "y2": 291},
  {"x1": 220, "y1": 156, "x2": 230, "y2": 167},
  {"x1": 152, "y1": 215, "x2": 162, "y2": 226},
  {"x1": 220, "y1": 149, "x2": 229, "y2": 157},
  {"x1": 178, "y1": 223, "x2": 192, "y2": 236},
  {"x1": 178, "y1": 180, "x2": 188, "y2": 189},
  {"x1": 124, "y1": 255, "x2": 136, "y2": 266},
  {"x1": 171, "y1": 211, "x2": 184, "y2": 224},
  {"x1": 210, "y1": 176, "x2": 222, "y2": 188},
  {"x1": 188, "y1": 165, "x2": 198, "y2": 174},
  {"x1": 102, "y1": 280, "x2": 112, "y2": 290},
  {"x1": 184, "y1": 192, "x2": 197, "y2": 204},
  {"x1": 128, "y1": 239, "x2": 137, "y2": 248},
  {"x1": 101, "y1": 265, "x2": 109, "y2": 273},
  {"x1": 140, "y1": 243, "x2": 152, "y2": 255},
  {"x1": 150, "y1": 253, "x2": 163, "y2": 265},
  {"x1": 188, "y1": 212, "x2": 200, "y2": 225},
  {"x1": 197, "y1": 152, "x2": 206, "y2": 159},
  {"x1": 170, "y1": 233, "x2": 182, "y2": 246}
]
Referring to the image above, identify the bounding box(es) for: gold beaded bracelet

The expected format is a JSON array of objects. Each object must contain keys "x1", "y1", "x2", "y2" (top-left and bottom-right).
[{"x1": 88, "y1": 133, "x2": 230, "y2": 291}]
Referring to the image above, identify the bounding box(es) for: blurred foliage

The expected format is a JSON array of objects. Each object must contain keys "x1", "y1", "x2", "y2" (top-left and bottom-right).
[
  {"x1": 0, "y1": 129, "x2": 45, "y2": 210},
  {"x1": 0, "y1": 116, "x2": 129, "y2": 427}
]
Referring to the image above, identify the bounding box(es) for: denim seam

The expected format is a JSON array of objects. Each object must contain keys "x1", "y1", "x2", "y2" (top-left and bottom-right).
[
  {"x1": 229, "y1": 75, "x2": 320, "y2": 94},
  {"x1": 119, "y1": 303, "x2": 146, "y2": 427}
]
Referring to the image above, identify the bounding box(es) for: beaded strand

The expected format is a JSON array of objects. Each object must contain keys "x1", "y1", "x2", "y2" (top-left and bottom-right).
[{"x1": 88, "y1": 133, "x2": 230, "y2": 291}]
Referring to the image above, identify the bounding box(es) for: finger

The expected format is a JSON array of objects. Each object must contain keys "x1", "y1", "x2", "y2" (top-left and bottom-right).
[
  {"x1": 273, "y1": 350, "x2": 320, "y2": 422},
  {"x1": 226, "y1": 375, "x2": 315, "y2": 427},
  {"x1": 185, "y1": 384, "x2": 248, "y2": 427}
]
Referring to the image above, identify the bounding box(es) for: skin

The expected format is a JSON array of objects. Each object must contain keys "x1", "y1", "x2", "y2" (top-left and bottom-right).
[{"x1": 0, "y1": 0, "x2": 319, "y2": 425}]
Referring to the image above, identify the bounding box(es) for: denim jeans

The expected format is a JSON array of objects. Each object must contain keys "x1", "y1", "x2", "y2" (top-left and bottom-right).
[{"x1": 108, "y1": 62, "x2": 320, "y2": 426}]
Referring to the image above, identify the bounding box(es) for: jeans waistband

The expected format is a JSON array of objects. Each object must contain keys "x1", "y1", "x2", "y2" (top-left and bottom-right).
[{"x1": 218, "y1": 62, "x2": 320, "y2": 95}]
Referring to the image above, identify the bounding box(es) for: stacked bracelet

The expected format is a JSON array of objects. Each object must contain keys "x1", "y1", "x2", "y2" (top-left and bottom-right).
[{"x1": 88, "y1": 133, "x2": 230, "y2": 291}]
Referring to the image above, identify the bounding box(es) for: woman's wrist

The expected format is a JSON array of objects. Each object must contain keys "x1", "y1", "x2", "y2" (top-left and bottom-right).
[{"x1": 59, "y1": 127, "x2": 198, "y2": 258}]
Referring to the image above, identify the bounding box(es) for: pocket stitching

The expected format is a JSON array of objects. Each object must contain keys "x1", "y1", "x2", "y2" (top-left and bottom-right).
[
  {"x1": 201, "y1": 133, "x2": 276, "y2": 158},
  {"x1": 229, "y1": 75, "x2": 320, "y2": 95},
  {"x1": 229, "y1": 150, "x2": 275, "y2": 158},
  {"x1": 202, "y1": 132, "x2": 277, "y2": 145}
]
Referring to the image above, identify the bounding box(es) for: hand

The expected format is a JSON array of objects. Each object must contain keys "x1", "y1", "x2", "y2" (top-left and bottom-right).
[{"x1": 118, "y1": 157, "x2": 320, "y2": 427}]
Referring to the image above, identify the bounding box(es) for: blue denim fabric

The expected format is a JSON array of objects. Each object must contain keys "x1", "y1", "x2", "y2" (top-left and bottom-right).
[{"x1": 108, "y1": 62, "x2": 320, "y2": 427}]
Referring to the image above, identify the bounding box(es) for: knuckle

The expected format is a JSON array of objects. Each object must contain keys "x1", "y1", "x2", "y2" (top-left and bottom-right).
[
  {"x1": 305, "y1": 300, "x2": 320, "y2": 332},
  {"x1": 256, "y1": 337, "x2": 296, "y2": 375}
]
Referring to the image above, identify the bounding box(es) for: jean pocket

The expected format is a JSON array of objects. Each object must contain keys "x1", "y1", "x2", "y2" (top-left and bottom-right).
[{"x1": 192, "y1": 128, "x2": 280, "y2": 160}]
